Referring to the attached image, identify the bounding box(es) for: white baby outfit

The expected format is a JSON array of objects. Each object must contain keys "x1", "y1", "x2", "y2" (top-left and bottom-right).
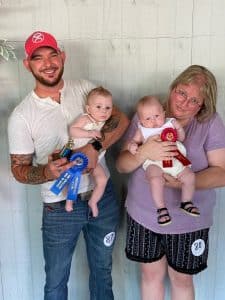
[{"x1": 140, "y1": 118, "x2": 187, "y2": 177}]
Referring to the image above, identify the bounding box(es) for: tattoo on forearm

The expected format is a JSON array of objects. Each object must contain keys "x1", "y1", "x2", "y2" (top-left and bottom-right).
[
  {"x1": 10, "y1": 154, "x2": 48, "y2": 184},
  {"x1": 11, "y1": 154, "x2": 32, "y2": 166},
  {"x1": 27, "y1": 165, "x2": 47, "y2": 184},
  {"x1": 101, "y1": 115, "x2": 120, "y2": 140}
]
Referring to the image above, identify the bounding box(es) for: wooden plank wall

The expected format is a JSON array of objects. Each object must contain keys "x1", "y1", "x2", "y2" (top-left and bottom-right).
[{"x1": 1, "y1": 0, "x2": 225, "y2": 299}]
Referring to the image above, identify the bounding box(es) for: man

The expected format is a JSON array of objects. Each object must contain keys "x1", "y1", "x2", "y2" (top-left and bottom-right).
[{"x1": 8, "y1": 31, "x2": 129, "y2": 300}]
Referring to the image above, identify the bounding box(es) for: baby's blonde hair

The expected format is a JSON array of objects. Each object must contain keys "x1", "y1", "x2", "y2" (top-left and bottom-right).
[
  {"x1": 136, "y1": 95, "x2": 163, "y2": 116},
  {"x1": 87, "y1": 86, "x2": 112, "y2": 104}
]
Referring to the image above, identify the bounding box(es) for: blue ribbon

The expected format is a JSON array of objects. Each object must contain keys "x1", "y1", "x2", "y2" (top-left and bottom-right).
[{"x1": 50, "y1": 152, "x2": 88, "y2": 201}]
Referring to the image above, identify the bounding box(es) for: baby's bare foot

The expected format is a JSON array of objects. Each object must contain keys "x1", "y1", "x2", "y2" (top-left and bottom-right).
[
  {"x1": 88, "y1": 201, "x2": 99, "y2": 217},
  {"x1": 65, "y1": 201, "x2": 73, "y2": 212}
]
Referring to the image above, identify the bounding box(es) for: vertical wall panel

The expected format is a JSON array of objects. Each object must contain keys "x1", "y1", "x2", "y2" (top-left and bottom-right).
[
  {"x1": 103, "y1": 0, "x2": 122, "y2": 39},
  {"x1": 122, "y1": 1, "x2": 158, "y2": 38},
  {"x1": 193, "y1": 0, "x2": 212, "y2": 36},
  {"x1": 175, "y1": 0, "x2": 193, "y2": 36},
  {"x1": 155, "y1": 38, "x2": 174, "y2": 95},
  {"x1": 104, "y1": 39, "x2": 123, "y2": 104},
  {"x1": 173, "y1": 38, "x2": 192, "y2": 75},
  {"x1": 121, "y1": 38, "x2": 158, "y2": 110},
  {"x1": 0, "y1": 2, "x2": 35, "y2": 40},
  {"x1": 157, "y1": 0, "x2": 177, "y2": 36},
  {"x1": 211, "y1": 0, "x2": 225, "y2": 35},
  {"x1": 66, "y1": 0, "x2": 104, "y2": 39},
  {"x1": 192, "y1": 36, "x2": 211, "y2": 65}
]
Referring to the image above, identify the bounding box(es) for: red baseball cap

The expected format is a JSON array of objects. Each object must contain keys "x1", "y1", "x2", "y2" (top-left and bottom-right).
[{"x1": 25, "y1": 31, "x2": 59, "y2": 58}]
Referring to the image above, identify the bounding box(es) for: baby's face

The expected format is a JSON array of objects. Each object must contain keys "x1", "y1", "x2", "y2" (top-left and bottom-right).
[
  {"x1": 86, "y1": 94, "x2": 113, "y2": 122},
  {"x1": 138, "y1": 103, "x2": 165, "y2": 128}
]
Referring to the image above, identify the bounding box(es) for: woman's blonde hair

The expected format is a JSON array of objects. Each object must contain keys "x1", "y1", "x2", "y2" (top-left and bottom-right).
[{"x1": 167, "y1": 65, "x2": 217, "y2": 122}]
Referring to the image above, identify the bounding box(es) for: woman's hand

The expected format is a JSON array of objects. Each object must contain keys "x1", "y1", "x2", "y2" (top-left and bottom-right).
[
  {"x1": 139, "y1": 134, "x2": 178, "y2": 161},
  {"x1": 116, "y1": 134, "x2": 177, "y2": 174},
  {"x1": 127, "y1": 140, "x2": 139, "y2": 155}
]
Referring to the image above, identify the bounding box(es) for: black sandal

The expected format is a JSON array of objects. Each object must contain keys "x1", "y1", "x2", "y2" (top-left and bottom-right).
[
  {"x1": 180, "y1": 201, "x2": 200, "y2": 217},
  {"x1": 157, "y1": 207, "x2": 172, "y2": 226}
]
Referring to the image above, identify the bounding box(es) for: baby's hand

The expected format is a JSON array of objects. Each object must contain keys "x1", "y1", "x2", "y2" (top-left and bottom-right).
[
  {"x1": 128, "y1": 141, "x2": 138, "y2": 155},
  {"x1": 89, "y1": 130, "x2": 102, "y2": 139}
]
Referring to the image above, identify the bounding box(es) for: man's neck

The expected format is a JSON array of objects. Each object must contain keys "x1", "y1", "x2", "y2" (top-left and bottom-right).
[{"x1": 34, "y1": 80, "x2": 64, "y2": 102}]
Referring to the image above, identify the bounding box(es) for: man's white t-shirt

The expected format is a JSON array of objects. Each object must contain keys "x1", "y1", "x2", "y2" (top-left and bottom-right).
[{"x1": 8, "y1": 79, "x2": 110, "y2": 203}]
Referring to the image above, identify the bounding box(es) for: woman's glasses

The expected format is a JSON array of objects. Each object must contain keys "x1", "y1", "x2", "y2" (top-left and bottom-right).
[{"x1": 175, "y1": 88, "x2": 202, "y2": 108}]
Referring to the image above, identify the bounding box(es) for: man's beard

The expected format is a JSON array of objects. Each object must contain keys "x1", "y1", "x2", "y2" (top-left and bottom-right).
[{"x1": 31, "y1": 66, "x2": 64, "y2": 87}]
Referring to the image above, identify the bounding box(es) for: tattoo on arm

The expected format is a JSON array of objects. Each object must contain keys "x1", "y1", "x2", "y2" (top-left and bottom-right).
[
  {"x1": 100, "y1": 115, "x2": 120, "y2": 141},
  {"x1": 10, "y1": 154, "x2": 49, "y2": 184}
]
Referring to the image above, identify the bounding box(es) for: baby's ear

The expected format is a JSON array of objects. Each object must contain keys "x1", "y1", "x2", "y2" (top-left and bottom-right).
[{"x1": 85, "y1": 105, "x2": 90, "y2": 114}]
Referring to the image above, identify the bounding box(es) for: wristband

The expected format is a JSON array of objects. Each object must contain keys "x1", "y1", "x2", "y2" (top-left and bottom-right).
[{"x1": 89, "y1": 139, "x2": 103, "y2": 152}]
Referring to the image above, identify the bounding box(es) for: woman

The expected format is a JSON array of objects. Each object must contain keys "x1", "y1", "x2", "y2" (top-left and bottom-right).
[{"x1": 116, "y1": 65, "x2": 225, "y2": 300}]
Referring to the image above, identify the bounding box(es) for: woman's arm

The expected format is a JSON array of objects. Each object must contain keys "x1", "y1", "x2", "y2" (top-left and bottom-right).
[
  {"x1": 116, "y1": 135, "x2": 178, "y2": 173},
  {"x1": 195, "y1": 148, "x2": 225, "y2": 189},
  {"x1": 164, "y1": 148, "x2": 225, "y2": 190}
]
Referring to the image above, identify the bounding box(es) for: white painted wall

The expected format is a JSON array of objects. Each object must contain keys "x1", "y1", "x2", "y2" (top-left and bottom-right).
[{"x1": 1, "y1": 0, "x2": 225, "y2": 299}]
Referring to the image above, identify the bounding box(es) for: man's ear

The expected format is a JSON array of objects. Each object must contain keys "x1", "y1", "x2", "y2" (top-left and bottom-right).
[
  {"x1": 23, "y1": 58, "x2": 31, "y2": 72},
  {"x1": 60, "y1": 51, "x2": 66, "y2": 63}
]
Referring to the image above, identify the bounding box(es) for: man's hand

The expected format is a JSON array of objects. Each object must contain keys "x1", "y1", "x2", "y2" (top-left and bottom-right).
[
  {"x1": 44, "y1": 154, "x2": 76, "y2": 180},
  {"x1": 10, "y1": 152, "x2": 77, "y2": 184}
]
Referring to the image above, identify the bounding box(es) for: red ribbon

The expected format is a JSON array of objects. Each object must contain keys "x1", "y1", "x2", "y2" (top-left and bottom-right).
[{"x1": 160, "y1": 127, "x2": 191, "y2": 168}]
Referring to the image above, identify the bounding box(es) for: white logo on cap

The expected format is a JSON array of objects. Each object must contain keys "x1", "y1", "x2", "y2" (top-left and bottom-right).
[
  {"x1": 32, "y1": 32, "x2": 44, "y2": 44},
  {"x1": 103, "y1": 232, "x2": 115, "y2": 247},
  {"x1": 191, "y1": 239, "x2": 205, "y2": 256}
]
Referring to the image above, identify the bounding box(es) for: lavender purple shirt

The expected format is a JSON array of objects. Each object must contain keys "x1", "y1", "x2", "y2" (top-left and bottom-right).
[{"x1": 125, "y1": 112, "x2": 225, "y2": 234}]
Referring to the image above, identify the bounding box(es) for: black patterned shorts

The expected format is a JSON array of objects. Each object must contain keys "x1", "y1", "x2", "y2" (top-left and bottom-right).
[{"x1": 125, "y1": 214, "x2": 209, "y2": 275}]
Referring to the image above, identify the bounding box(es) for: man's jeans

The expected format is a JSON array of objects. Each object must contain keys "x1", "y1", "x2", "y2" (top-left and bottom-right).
[{"x1": 42, "y1": 179, "x2": 119, "y2": 300}]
